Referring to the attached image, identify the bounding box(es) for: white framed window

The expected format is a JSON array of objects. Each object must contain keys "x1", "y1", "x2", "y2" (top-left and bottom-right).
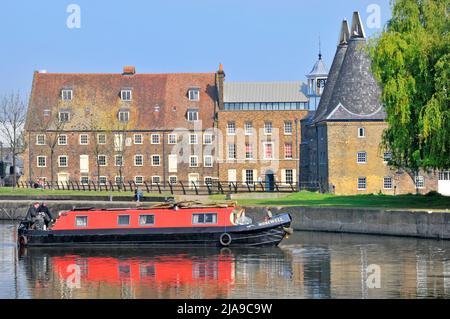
[
  {"x1": 358, "y1": 127, "x2": 365, "y2": 138},
  {"x1": 189, "y1": 156, "x2": 198, "y2": 167},
  {"x1": 151, "y1": 176, "x2": 161, "y2": 185},
  {"x1": 383, "y1": 176, "x2": 393, "y2": 189},
  {"x1": 263, "y1": 142, "x2": 274, "y2": 160},
  {"x1": 61, "y1": 89, "x2": 73, "y2": 101},
  {"x1": 37, "y1": 156, "x2": 46, "y2": 167},
  {"x1": 36, "y1": 134, "x2": 46, "y2": 145},
  {"x1": 58, "y1": 134, "x2": 67, "y2": 146},
  {"x1": 120, "y1": 89, "x2": 132, "y2": 101},
  {"x1": 357, "y1": 152, "x2": 367, "y2": 163},
  {"x1": 151, "y1": 134, "x2": 160, "y2": 144},
  {"x1": 97, "y1": 134, "x2": 106, "y2": 145},
  {"x1": 244, "y1": 122, "x2": 253, "y2": 135},
  {"x1": 285, "y1": 169, "x2": 294, "y2": 185},
  {"x1": 189, "y1": 134, "x2": 198, "y2": 145},
  {"x1": 203, "y1": 134, "x2": 213, "y2": 145},
  {"x1": 58, "y1": 155, "x2": 68, "y2": 167},
  {"x1": 115, "y1": 155, "x2": 123, "y2": 167},
  {"x1": 245, "y1": 170, "x2": 254, "y2": 185},
  {"x1": 168, "y1": 134, "x2": 177, "y2": 144},
  {"x1": 114, "y1": 134, "x2": 123, "y2": 151},
  {"x1": 285, "y1": 143, "x2": 293, "y2": 159},
  {"x1": 204, "y1": 155, "x2": 213, "y2": 167},
  {"x1": 135, "y1": 176, "x2": 144, "y2": 185},
  {"x1": 188, "y1": 88, "x2": 200, "y2": 101},
  {"x1": 187, "y1": 109, "x2": 199, "y2": 121},
  {"x1": 415, "y1": 175, "x2": 425, "y2": 189},
  {"x1": 99, "y1": 176, "x2": 108, "y2": 185},
  {"x1": 383, "y1": 152, "x2": 392, "y2": 162},
  {"x1": 152, "y1": 155, "x2": 161, "y2": 166},
  {"x1": 227, "y1": 122, "x2": 236, "y2": 135},
  {"x1": 204, "y1": 176, "x2": 214, "y2": 186},
  {"x1": 118, "y1": 111, "x2": 129, "y2": 122},
  {"x1": 80, "y1": 176, "x2": 89, "y2": 185},
  {"x1": 228, "y1": 143, "x2": 236, "y2": 159},
  {"x1": 115, "y1": 176, "x2": 124, "y2": 185},
  {"x1": 59, "y1": 112, "x2": 70, "y2": 123},
  {"x1": 284, "y1": 121, "x2": 293, "y2": 135},
  {"x1": 169, "y1": 176, "x2": 178, "y2": 185},
  {"x1": 264, "y1": 122, "x2": 272, "y2": 135},
  {"x1": 245, "y1": 143, "x2": 253, "y2": 159},
  {"x1": 98, "y1": 155, "x2": 107, "y2": 166},
  {"x1": 134, "y1": 154, "x2": 144, "y2": 166},
  {"x1": 357, "y1": 177, "x2": 367, "y2": 190},
  {"x1": 43, "y1": 109, "x2": 51, "y2": 117},
  {"x1": 134, "y1": 134, "x2": 143, "y2": 144},
  {"x1": 79, "y1": 134, "x2": 89, "y2": 145}
]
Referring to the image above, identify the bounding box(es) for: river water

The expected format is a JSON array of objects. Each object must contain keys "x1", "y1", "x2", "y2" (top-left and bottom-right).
[{"x1": 1, "y1": 221, "x2": 449, "y2": 299}]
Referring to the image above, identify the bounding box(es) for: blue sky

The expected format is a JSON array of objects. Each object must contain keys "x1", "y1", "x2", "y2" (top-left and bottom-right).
[{"x1": 0, "y1": 0, "x2": 391, "y2": 97}]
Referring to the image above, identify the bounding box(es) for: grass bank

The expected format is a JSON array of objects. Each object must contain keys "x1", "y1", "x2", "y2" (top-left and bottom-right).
[{"x1": 209, "y1": 192, "x2": 450, "y2": 210}]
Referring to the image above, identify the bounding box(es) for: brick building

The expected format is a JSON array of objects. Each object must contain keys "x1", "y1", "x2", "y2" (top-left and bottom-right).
[{"x1": 300, "y1": 12, "x2": 440, "y2": 195}]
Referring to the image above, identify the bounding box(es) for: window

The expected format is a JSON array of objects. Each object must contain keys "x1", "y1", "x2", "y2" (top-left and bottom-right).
[
  {"x1": 285, "y1": 143, "x2": 293, "y2": 159},
  {"x1": 115, "y1": 176, "x2": 124, "y2": 185},
  {"x1": 169, "y1": 176, "x2": 177, "y2": 185},
  {"x1": 227, "y1": 122, "x2": 236, "y2": 135},
  {"x1": 358, "y1": 127, "x2": 365, "y2": 138},
  {"x1": 139, "y1": 215, "x2": 155, "y2": 226},
  {"x1": 154, "y1": 105, "x2": 160, "y2": 112},
  {"x1": 99, "y1": 176, "x2": 107, "y2": 185},
  {"x1": 228, "y1": 143, "x2": 236, "y2": 159},
  {"x1": 245, "y1": 143, "x2": 253, "y2": 159},
  {"x1": 168, "y1": 134, "x2": 177, "y2": 144},
  {"x1": 121, "y1": 89, "x2": 132, "y2": 101},
  {"x1": 284, "y1": 121, "x2": 293, "y2": 135},
  {"x1": 358, "y1": 177, "x2": 367, "y2": 190},
  {"x1": 98, "y1": 155, "x2": 107, "y2": 166},
  {"x1": 135, "y1": 176, "x2": 144, "y2": 184},
  {"x1": 188, "y1": 134, "x2": 197, "y2": 145},
  {"x1": 152, "y1": 155, "x2": 160, "y2": 166},
  {"x1": 75, "y1": 216, "x2": 87, "y2": 227},
  {"x1": 192, "y1": 213, "x2": 217, "y2": 225},
  {"x1": 58, "y1": 156, "x2": 68, "y2": 167},
  {"x1": 79, "y1": 134, "x2": 89, "y2": 145},
  {"x1": 61, "y1": 89, "x2": 73, "y2": 101},
  {"x1": 97, "y1": 134, "x2": 106, "y2": 145},
  {"x1": 264, "y1": 143, "x2": 273, "y2": 159},
  {"x1": 383, "y1": 176, "x2": 393, "y2": 189},
  {"x1": 152, "y1": 176, "x2": 161, "y2": 185},
  {"x1": 264, "y1": 122, "x2": 272, "y2": 135},
  {"x1": 244, "y1": 122, "x2": 253, "y2": 135},
  {"x1": 204, "y1": 155, "x2": 213, "y2": 167},
  {"x1": 118, "y1": 215, "x2": 130, "y2": 226},
  {"x1": 357, "y1": 152, "x2": 367, "y2": 163},
  {"x1": 134, "y1": 155, "x2": 144, "y2": 166},
  {"x1": 187, "y1": 109, "x2": 199, "y2": 121},
  {"x1": 415, "y1": 176, "x2": 425, "y2": 189},
  {"x1": 204, "y1": 177, "x2": 213, "y2": 186},
  {"x1": 43, "y1": 109, "x2": 51, "y2": 117},
  {"x1": 190, "y1": 156, "x2": 198, "y2": 167},
  {"x1": 115, "y1": 155, "x2": 123, "y2": 167},
  {"x1": 285, "y1": 169, "x2": 294, "y2": 185},
  {"x1": 114, "y1": 134, "x2": 124, "y2": 151},
  {"x1": 58, "y1": 135, "x2": 67, "y2": 145},
  {"x1": 383, "y1": 152, "x2": 392, "y2": 162},
  {"x1": 80, "y1": 176, "x2": 89, "y2": 185},
  {"x1": 188, "y1": 88, "x2": 200, "y2": 101},
  {"x1": 203, "y1": 134, "x2": 213, "y2": 145},
  {"x1": 37, "y1": 156, "x2": 46, "y2": 167},
  {"x1": 59, "y1": 112, "x2": 70, "y2": 123},
  {"x1": 118, "y1": 111, "x2": 129, "y2": 122},
  {"x1": 151, "y1": 134, "x2": 160, "y2": 144},
  {"x1": 134, "y1": 134, "x2": 143, "y2": 144},
  {"x1": 245, "y1": 170, "x2": 254, "y2": 185},
  {"x1": 36, "y1": 134, "x2": 46, "y2": 145}
]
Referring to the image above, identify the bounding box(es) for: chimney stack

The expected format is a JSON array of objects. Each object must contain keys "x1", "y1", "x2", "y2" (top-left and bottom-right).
[{"x1": 122, "y1": 66, "x2": 136, "y2": 75}]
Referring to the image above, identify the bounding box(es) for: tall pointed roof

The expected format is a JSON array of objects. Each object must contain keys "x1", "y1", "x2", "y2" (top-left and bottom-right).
[
  {"x1": 313, "y1": 12, "x2": 385, "y2": 123},
  {"x1": 307, "y1": 38, "x2": 328, "y2": 78}
]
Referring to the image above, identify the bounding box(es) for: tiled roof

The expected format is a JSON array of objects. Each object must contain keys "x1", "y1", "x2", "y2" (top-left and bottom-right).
[
  {"x1": 25, "y1": 71, "x2": 218, "y2": 131},
  {"x1": 223, "y1": 81, "x2": 308, "y2": 103}
]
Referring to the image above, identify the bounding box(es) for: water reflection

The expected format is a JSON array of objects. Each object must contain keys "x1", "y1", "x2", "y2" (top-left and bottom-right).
[{"x1": 1, "y1": 221, "x2": 450, "y2": 299}]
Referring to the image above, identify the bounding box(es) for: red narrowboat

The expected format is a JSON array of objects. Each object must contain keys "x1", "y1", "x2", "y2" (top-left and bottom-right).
[{"x1": 18, "y1": 202, "x2": 293, "y2": 247}]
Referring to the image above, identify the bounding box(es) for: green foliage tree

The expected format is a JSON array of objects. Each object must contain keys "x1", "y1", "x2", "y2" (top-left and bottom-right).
[{"x1": 369, "y1": 0, "x2": 449, "y2": 178}]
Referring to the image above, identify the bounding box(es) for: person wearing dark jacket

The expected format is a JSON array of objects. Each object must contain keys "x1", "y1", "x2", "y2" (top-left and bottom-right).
[
  {"x1": 25, "y1": 202, "x2": 40, "y2": 221},
  {"x1": 37, "y1": 202, "x2": 54, "y2": 228}
]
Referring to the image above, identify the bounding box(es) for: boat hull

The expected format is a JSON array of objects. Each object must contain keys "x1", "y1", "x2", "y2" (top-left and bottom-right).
[{"x1": 19, "y1": 213, "x2": 292, "y2": 248}]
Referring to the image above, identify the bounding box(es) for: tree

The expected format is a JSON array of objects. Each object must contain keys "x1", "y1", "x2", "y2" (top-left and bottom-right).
[
  {"x1": 0, "y1": 93, "x2": 27, "y2": 188},
  {"x1": 369, "y1": 0, "x2": 449, "y2": 179}
]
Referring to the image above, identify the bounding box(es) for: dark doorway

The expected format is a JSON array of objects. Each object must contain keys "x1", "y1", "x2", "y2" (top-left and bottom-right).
[{"x1": 265, "y1": 171, "x2": 275, "y2": 192}]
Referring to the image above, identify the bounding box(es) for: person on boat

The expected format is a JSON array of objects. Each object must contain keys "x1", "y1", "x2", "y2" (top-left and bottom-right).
[
  {"x1": 25, "y1": 202, "x2": 40, "y2": 221},
  {"x1": 25, "y1": 202, "x2": 46, "y2": 230},
  {"x1": 37, "y1": 202, "x2": 54, "y2": 228},
  {"x1": 264, "y1": 208, "x2": 273, "y2": 222}
]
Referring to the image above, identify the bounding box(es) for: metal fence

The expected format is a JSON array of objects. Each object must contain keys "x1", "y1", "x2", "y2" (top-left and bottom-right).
[{"x1": 16, "y1": 180, "x2": 324, "y2": 195}]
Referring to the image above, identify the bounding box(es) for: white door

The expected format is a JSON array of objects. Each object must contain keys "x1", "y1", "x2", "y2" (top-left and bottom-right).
[
  {"x1": 228, "y1": 169, "x2": 236, "y2": 184},
  {"x1": 57, "y1": 173, "x2": 69, "y2": 183},
  {"x1": 168, "y1": 154, "x2": 177, "y2": 173},
  {"x1": 438, "y1": 171, "x2": 450, "y2": 196},
  {"x1": 188, "y1": 173, "x2": 199, "y2": 190},
  {"x1": 80, "y1": 155, "x2": 89, "y2": 173}
]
